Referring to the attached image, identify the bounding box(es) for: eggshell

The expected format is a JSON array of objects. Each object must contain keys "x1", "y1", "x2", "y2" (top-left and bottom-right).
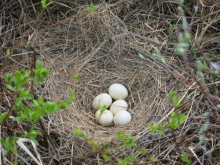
[
  {"x1": 92, "y1": 93, "x2": 112, "y2": 110},
  {"x1": 109, "y1": 84, "x2": 128, "y2": 100},
  {"x1": 114, "y1": 111, "x2": 131, "y2": 126},
  {"x1": 95, "y1": 110, "x2": 113, "y2": 126},
  {"x1": 110, "y1": 100, "x2": 128, "y2": 115}
]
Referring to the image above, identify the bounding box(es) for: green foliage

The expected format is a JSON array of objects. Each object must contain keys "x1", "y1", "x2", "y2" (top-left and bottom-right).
[
  {"x1": 22, "y1": 128, "x2": 41, "y2": 145},
  {"x1": 72, "y1": 75, "x2": 79, "y2": 82},
  {"x1": 152, "y1": 47, "x2": 166, "y2": 64},
  {"x1": 88, "y1": 2, "x2": 95, "y2": 13},
  {"x1": 138, "y1": 53, "x2": 144, "y2": 59},
  {"x1": 0, "y1": 136, "x2": 18, "y2": 155},
  {"x1": 88, "y1": 140, "x2": 100, "y2": 150},
  {"x1": 203, "y1": 112, "x2": 209, "y2": 117},
  {"x1": 6, "y1": 49, "x2": 10, "y2": 55},
  {"x1": 198, "y1": 121, "x2": 209, "y2": 144},
  {"x1": 99, "y1": 105, "x2": 107, "y2": 113},
  {"x1": 167, "y1": 112, "x2": 186, "y2": 130},
  {"x1": 167, "y1": 91, "x2": 181, "y2": 108},
  {"x1": 117, "y1": 156, "x2": 137, "y2": 165},
  {"x1": 150, "y1": 155, "x2": 158, "y2": 162},
  {"x1": 199, "y1": 121, "x2": 209, "y2": 134},
  {"x1": 74, "y1": 129, "x2": 87, "y2": 140},
  {"x1": 0, "y1": 113, "x2": 8, "y2": 123},
  {"x1": 102, "y1": 142, "x2": 113, "y2": 153},
  {"x1": 140, "y1": 147, "x2": 148, "y2": 155},
  {"x1": 148, "y1": 122, "x2": 163, "y2": 135},
  {"x1": 41, "y1": 0, "x2": 53, "y2": 8},
  {"x1": 12, "y1": 90, "x2": 74, "y2": 123},
  {"x1": 181, "y1": 151, "x2": 191, "y2": 164},
  {"x1": 102, "y1": 154, "x2": 111, "y2": 161},
  {"x1": 1, "y1": 60, "x2": 74, "y2": 157},
  {"x1": 179, "y1": 0, "x2": 184, "y2": 5},
  {"x1": 32, "y1": 60, "x2": 49, "y2": 83},
  {"x1": 115, "y1": 129, "x2": 136, "y2": 148}
]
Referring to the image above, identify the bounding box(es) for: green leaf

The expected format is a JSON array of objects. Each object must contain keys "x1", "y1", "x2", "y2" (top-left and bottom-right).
[
  {"x1": 167, "y1": 91, "x2": 177, "y2": 101},
  {"x1": 117, "y1": 156, "x2": 137, "y2": 165},
  {"x1": 140, "y1": 147, "x2": 148, "y2": 155},
  {"x1": 189, "y1": 42, "x2": 197, "y2": 58},
  {"x1": 72, "y1": 75, "x2": 79, "y2": 82},
  {"x1": 177, "y1": 47, "x2": 185, "y2": 54},
  {"x1": 6, "y1": 84, "x2": 15, "y2": 91},
  {"x1": 88, "y1": 140, "x2": 100, "y2": 149},
  {"x1": 138, "y1": 53, "x2": 144, "y2": 59},
  {"x1": 150, "y1": 155, "x2": 158, "y2": 162},
  {"x1": 179, "y1": 0, "x2": 184, "y2": 5},
  {"x1": 41, "y1": 0, "x2": 53, "y2": 8},
  {"x1": 198, "y1": 135, "x2": 205, "y2": 145},
  {"x1": 73, "y1": 129, "x2": 87, "y2": 140},
  {"x1": 0, "y1": 113, "x2": 8, "y2": 123},
  {"x1": 173, "y1": 97, "x2": 181, "y2": 108},
  {"x1": 203, "y1": 112, "x2": 209, "y2": 117},
  {"x1": 115, "y1": 130, "x2": 136, "y2": 148},
  {"x1": 199, "y1": 122, "x2": 209, "y2": 134},
  {"x1": 5, "y1": 74, "x2": 14, "y2": 83},
  {"x1": 15, "y1": 97, "x2": 23, "y2": 106},
  {"x1": 181, "y1": 151, "x2": 191, "y2": 164},
  {"x1": 99, "y1": 105, "x2": 107, "y2": 113},
  {"x1": 88, "y1": 2, "x2": 95, "y2": 13},
  {"x1": 167, "y1": 112, "x2": 186, "y2": 130},
  {"x1": 185, "y1": 32, "x2": 191, "y2": 41},
  {"x1": 148, "y1": 122, "x2": 163, "y2": 135},
  {"x1": 0, "y1": 136, "x2": 18, "y2": 155},
  {"x1": 6, "y1": 49, "x2": 10, "y2": 55},
  {"x1": 102, "y1": 154, "x2": 110, "y2": 161},
  {"x1": 182, "y1": 17, "x2": 188, "y2": 30}
]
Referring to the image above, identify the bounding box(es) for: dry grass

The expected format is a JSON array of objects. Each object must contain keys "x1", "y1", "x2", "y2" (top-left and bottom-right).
[{"x1": 1, "y1": 0, "x2": 220, "y2": 164}]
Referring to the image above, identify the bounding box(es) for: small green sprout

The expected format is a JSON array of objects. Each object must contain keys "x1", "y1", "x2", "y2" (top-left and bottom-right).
[
  {"x1": 41, "y1": 0, "x2": 53, "y2": 8},
  {"x1": 88, "y1": 2, "x2": 95, "y2": 13}
]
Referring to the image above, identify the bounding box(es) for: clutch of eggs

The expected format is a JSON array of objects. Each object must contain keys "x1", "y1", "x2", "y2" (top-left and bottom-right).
[{"x1": 93, "y1": 83, "x2": 131, "y2": 126}]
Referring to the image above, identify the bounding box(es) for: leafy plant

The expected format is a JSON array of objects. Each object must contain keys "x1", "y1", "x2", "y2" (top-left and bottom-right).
[
  {"x1": 1, "y1": 60, "x2": 74, "y2": 158},
  {"x1": 115, "y1": 129, "x2": 136, "y2": 148},
  {"x1": 167, "y1": 112, "x2": 186, "y2": 130},
  {"x1": 74, "y1": 128, "x2": 154, "y2": 165},
  {"x1": 148, "y1": 122, "x2": 163, "y2": 135},
  {"x1": 0, "y1": 137, "x2": 18, "y2": 155}
]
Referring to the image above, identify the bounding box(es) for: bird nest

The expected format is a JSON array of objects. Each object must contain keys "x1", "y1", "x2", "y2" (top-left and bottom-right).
[{"x1": 35, "y1": 3, "x2": 191, "y2": 162}]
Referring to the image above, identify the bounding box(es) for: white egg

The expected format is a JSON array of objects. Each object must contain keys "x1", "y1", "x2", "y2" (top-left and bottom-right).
[
  {"x1": 110, "y1": 100, "x2": 128, "y2": 115},
  {"x1": 95, "y1": 110, "x2": 113, "y2": 126},
  {"x1": 92, "y1": 93, "x2": 112, "y2": 110},
  {"x1": 109, "y1": 83, "x2": 128, "y2": 100},
  {"x1": 114, "y1": 111, "x2": 131, "y2": 126}
]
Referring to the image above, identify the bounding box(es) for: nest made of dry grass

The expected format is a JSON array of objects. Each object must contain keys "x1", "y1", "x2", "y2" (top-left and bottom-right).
[{"x1": 1, "y1": 0, "x2": 220, "y2": 164}]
